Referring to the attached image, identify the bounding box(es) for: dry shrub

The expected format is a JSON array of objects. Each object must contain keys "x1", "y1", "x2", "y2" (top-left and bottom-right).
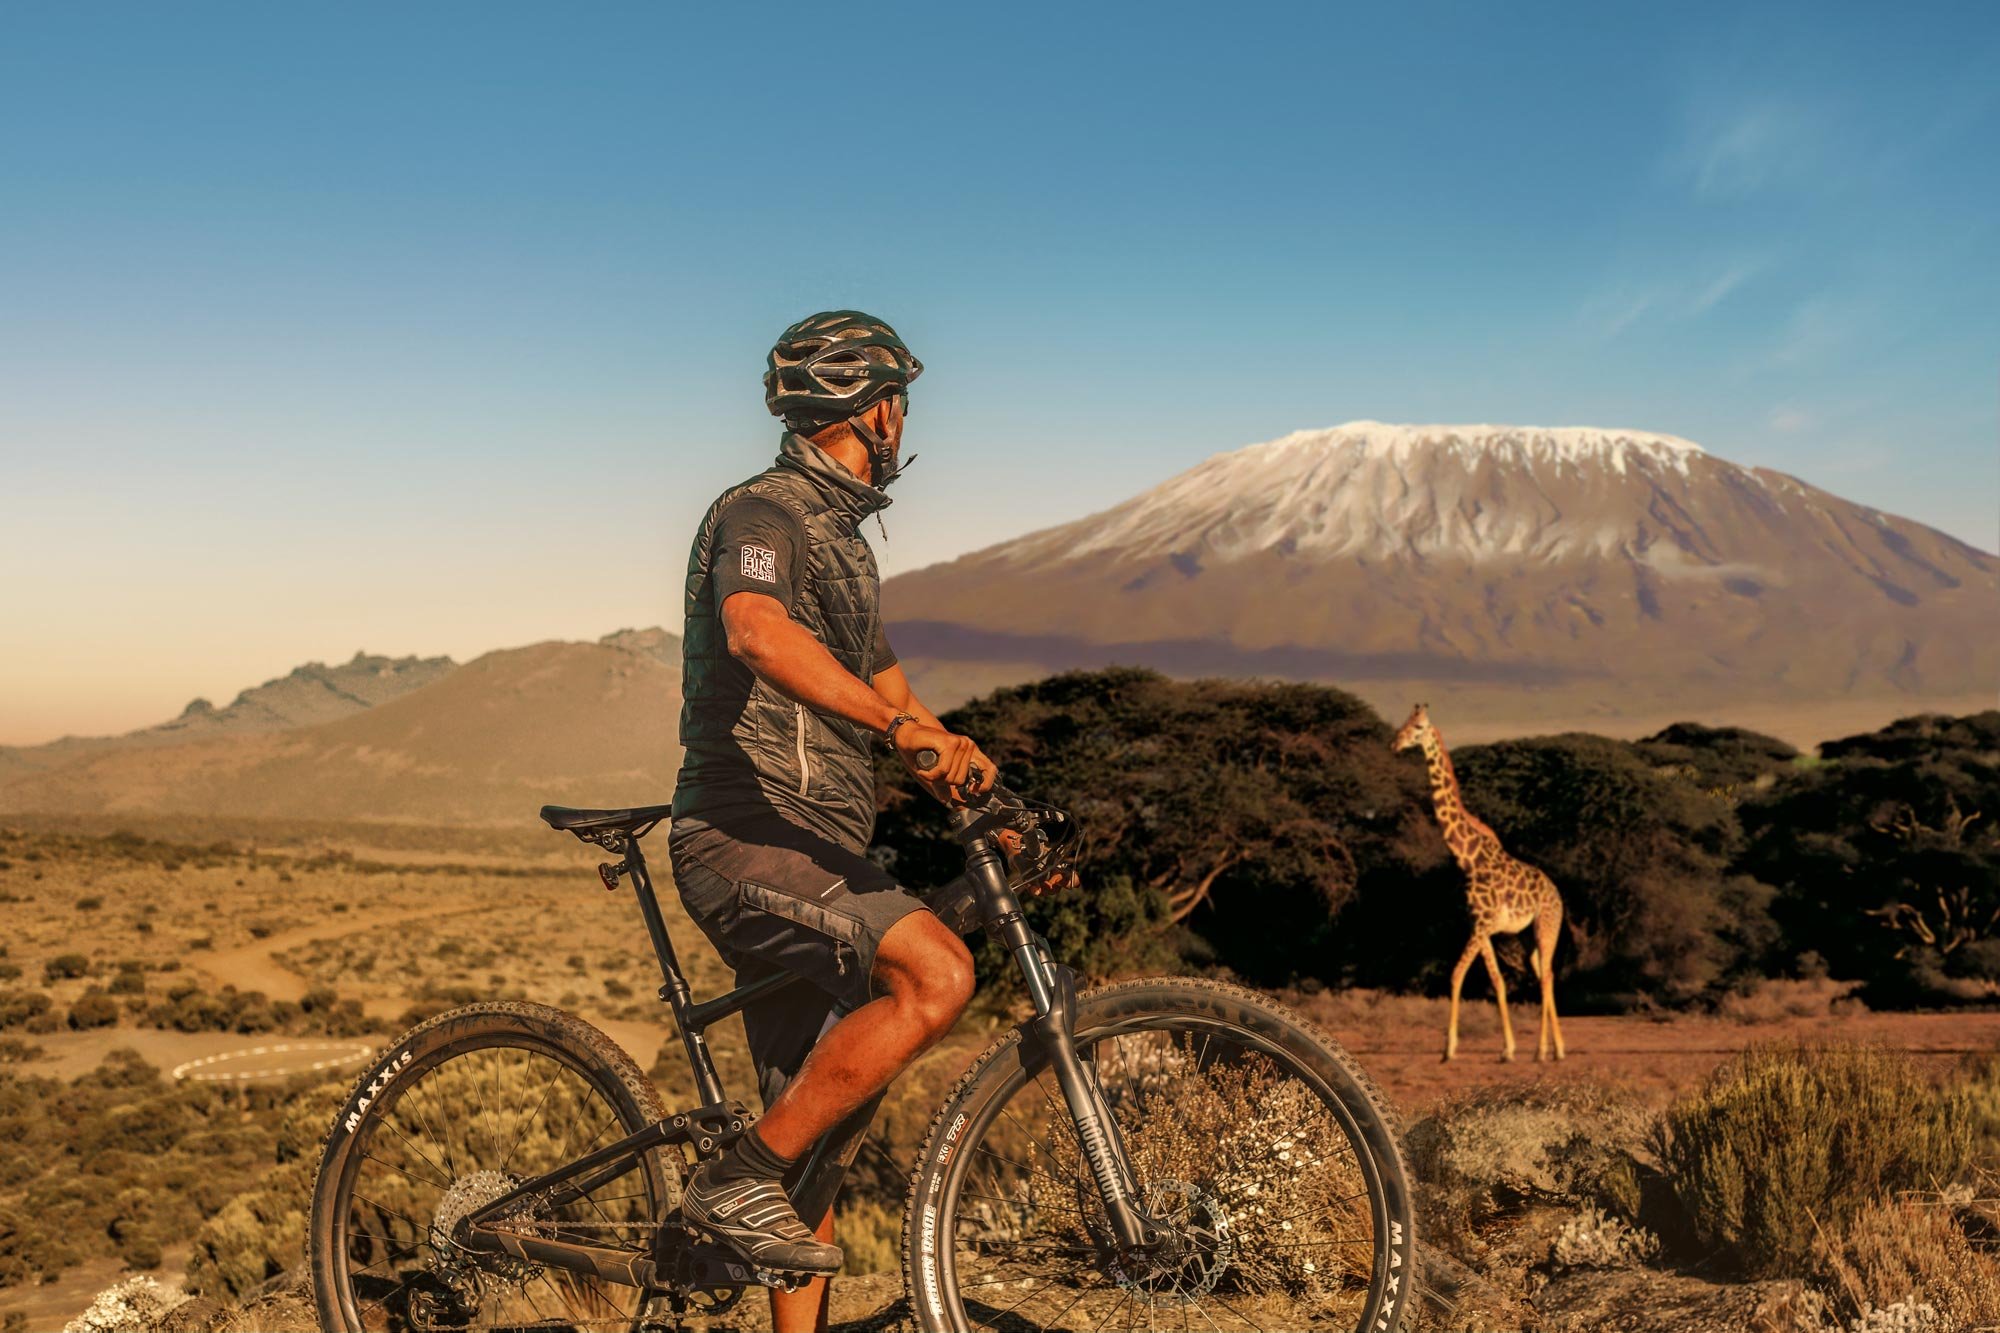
[
  {"x1": 1551, "y1": 1203, "x2": 1662, "y2": 1270},
  {"x1": 184, "y1": 1157, "x2": 314, "y2": 1299},
  {"x1": 60, "y1": 1274, "x2": 190, "y2": 1333},
  {"x1": 1716, "y1": 977, "x2": 1865, "y2": 1025},
  {"x1": 1816, "y1": 1196, "x2": 2000, "y2": 1332},
  {"x1": 835, "y1": 1195, "x2": 902, "y2": 1276},
  {"x1": 1406, "y1": 1080, "x2": 1650, "y2": 1261},
  {"x1": 1961, "y1": 1054, "x2": 2000, "y2": 1172},
  {"x1": 1659, "y1": 1041, "x2": 1973, "y2": 1279},
  {"x1": 1022, "y1": 1034, "x2": 1375, "y2": 1297}
]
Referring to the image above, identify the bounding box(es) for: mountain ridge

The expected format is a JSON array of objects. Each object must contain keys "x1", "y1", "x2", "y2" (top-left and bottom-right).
[
  {"x1": 0, "y1": 637, "x2": 682, "y2": 826},
  {"x1": 883, "y1": 421, "x2": 1997, "y2": 716}
]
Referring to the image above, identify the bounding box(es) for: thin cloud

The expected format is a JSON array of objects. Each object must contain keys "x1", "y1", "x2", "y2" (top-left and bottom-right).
[
  {"x1": 1581, "y1": 260, "x2": 1762, "y2": 339},
  {"x1": 1689, "y1": 263, "x2": 1758, "y2": 314},
  {"x1": 1773, "y1": 297, "x2": 1867, "y2": 367},
  {"x1": 1768, "y1": 407, "x2": 1812, "y2": 433},
  {"x1": 1668, "y1": 96, "x2": 1833, "y2": 198}
]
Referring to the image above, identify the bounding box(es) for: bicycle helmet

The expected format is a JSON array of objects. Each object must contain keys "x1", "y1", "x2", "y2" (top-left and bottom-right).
[
  {"x1": 765, "y1": 310, "x2": 922, "y2": 427},
  {"x1": 765, "y1": 310, "x2": 923, "y2": 490}
]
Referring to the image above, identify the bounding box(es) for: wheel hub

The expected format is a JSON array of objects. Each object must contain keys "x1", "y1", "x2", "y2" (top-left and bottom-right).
[{"x1": 1107, "y1": 1180, "x2": 1234, "y2": 1301}]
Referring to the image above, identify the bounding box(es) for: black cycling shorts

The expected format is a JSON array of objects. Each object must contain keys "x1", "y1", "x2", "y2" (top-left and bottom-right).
[{"x1": 666, "y1": 809, "x2": 930, "y2": 1110}]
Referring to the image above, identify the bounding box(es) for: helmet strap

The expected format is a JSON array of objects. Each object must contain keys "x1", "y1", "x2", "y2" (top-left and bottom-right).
[{"x1": 847, "y1": 412, "x2": 912, "y2": 493}]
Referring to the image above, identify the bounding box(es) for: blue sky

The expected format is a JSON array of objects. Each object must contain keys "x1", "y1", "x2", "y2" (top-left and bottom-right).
[{"x1": 2, "y1": 3, "x2": 1995, "y2": 741}]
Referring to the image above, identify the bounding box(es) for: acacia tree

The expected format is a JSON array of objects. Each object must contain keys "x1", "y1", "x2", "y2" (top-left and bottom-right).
[
  {"x1": 873, "y1": 668, "x2": 1427, "y2": 987},
  {"x1": 1737, "y1": 711, "x2": 2000, "y2": 1003}
]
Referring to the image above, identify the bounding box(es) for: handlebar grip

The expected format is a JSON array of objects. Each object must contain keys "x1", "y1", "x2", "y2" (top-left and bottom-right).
[{"x1": 914, "y1": 749, "x2": 985, "y2": 789}]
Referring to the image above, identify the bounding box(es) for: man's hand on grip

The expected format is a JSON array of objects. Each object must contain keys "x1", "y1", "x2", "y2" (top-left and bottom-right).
[{"x1": 895, "y1": 722, "x2": 996, "y2": 805}]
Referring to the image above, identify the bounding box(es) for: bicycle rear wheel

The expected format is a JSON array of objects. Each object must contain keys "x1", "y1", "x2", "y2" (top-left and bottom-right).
[
  {"x1": 901, "y1": 978, "x2": 1418, "y2": 1333},
  {"x1": 308, "y1": 1001, "x2": 675, "y2": 1332}
]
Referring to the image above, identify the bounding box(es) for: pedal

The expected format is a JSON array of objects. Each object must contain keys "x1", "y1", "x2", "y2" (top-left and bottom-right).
[
  {"x1": 746, "y1": 1264, "x2": 816, "y2": 1294},
  {"x1": 696, "y1": 1247, "x2": 822, "y2": 1292},
  {"x1": 682, "y1": 1229, "x2": 833, "y2": 1291}
]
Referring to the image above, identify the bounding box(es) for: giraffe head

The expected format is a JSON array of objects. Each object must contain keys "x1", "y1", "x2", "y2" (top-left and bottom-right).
[{"x1": 1391, "y1": 703, "x2": 1434, "y2": 753}]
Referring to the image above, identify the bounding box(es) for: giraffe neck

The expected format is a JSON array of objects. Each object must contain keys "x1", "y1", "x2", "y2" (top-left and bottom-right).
[
  {"x1": 1422, "y1": 728, "x2": 1490, "y2": 870},
  {"x1": 1420, "y1": 728, "x2": 1465, "y2": 816}
]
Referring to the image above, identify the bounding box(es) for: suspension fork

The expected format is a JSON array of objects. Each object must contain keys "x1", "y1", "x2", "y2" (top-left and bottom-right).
[{"x1": 956, "y1": 822, "x2": 1160, "y2": 1251}]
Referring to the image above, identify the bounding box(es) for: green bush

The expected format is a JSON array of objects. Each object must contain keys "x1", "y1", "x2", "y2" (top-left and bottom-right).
[
  {"x1": 1659, "y1": 1041, "x2": 1973, "y2": 1278},
  {"x1": 0, "y1": 991, "x2": 52, "y2": 1031},
  {"x1": 1738, "y1": 710, "x2": 2000, "y2": 1005},
  {"x1": 66, "y1": 990, "x2": 120, "y2": 1030},
  {"x1": 184, "y1": 1159, "x2": 313, "y2": 1299},
  {"x1": 43, "y1": 954, "x2": 89, "y2": 982}
]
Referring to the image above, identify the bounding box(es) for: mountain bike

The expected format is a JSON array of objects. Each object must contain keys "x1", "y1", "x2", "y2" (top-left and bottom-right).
[{"x1": 308, "y1": 765, "x2": 1419, "y2": 1331}]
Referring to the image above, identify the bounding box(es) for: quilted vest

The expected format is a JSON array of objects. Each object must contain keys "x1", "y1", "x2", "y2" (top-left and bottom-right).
[{"x1": 672, "y1": 432, "x2": 891, "y2": 853}]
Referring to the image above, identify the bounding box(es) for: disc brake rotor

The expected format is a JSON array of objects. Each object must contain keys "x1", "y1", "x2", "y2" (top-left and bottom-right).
[{"x1": 1107, "y1": 1179, "x2": 1235, "y2": 1301}]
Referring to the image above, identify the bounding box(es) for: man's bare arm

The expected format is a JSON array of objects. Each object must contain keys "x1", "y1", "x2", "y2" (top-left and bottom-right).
[
  {"x1": 870, "y1": 662, "x2": 945, "y2": 729},
  {"x1": 871, "y1": 644, "x2": 998, "y2": 796},
  {"x1": 721, "y1": 593, "x2": 992, "y2": 798},
  {"x1": 723, "y1": 590, "x2": 900, "y2": 733}
]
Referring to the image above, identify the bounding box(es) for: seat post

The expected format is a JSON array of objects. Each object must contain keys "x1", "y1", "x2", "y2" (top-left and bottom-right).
[{"x1": 625, "y1": 841, "x2": 726, "y2": 1106}]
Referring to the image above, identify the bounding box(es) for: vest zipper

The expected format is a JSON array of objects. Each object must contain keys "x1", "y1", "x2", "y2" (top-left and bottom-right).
[{"x1": 794, "y1": 702, "x2": 811, "y2": 796}]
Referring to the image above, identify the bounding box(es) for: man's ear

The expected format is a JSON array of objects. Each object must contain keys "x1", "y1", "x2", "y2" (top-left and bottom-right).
[{"x1": 872, "y1": 396, "x2": 897, "y2": 437}]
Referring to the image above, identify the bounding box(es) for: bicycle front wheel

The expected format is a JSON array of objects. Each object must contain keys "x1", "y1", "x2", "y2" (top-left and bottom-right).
[{"x1": 901, "y1": 977, "x2": 1419, "y2": 1333}]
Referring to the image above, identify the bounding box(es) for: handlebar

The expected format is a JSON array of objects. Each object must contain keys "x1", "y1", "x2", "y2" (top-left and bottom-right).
[
  {"x1": 914, "y1": 748, "x2": 989, "y2": 833},
  {"x1": 914, "y1": 748, "x2": 984, "y2": 787}
]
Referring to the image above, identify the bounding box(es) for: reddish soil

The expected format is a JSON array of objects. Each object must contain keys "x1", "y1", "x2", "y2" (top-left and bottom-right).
[{"x1": 1286, "y1": 989, "x2": 2000, "y2": 1114}]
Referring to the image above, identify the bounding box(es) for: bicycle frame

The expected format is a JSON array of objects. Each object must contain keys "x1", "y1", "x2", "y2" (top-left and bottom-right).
[{"x1": 454, "y1": 805, "x2": 1160, "y2": 1293}]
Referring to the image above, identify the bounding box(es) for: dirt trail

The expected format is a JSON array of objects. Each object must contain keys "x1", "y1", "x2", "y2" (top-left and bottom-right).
[{"x1": 193, "y1": 902, "x2": 488, "y2": 1018}]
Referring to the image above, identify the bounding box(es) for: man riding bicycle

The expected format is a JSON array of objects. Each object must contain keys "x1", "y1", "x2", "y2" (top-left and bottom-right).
[{"x1": 667, "y1": 310, "x2": 996, "y2": 1332}]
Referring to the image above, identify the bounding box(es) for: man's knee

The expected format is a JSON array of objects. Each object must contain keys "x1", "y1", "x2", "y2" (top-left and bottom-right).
[{"x1": 875, "y1": 913, "x2": 975, "y2": 1032}]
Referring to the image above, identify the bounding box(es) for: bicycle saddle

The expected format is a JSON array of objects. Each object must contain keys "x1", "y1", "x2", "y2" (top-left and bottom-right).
[{"x1": 539, "y1": 803, "x2": 675, "y2": 836}]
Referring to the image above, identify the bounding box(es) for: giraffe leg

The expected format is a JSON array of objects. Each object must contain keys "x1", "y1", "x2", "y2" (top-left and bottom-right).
[
  {"x1": 1444, "y1": 938, "x2": 1481, "y2": 1063},
  {"x1": 1526, "y1": 932, "x2": 1549, "y2": 1061},
  {"x1": 1479, "y1": 937, "x2": 1516, "y2": 1062},
  {"x1": 1537, "y1": 905, "x2": 1566, "y2": 1061}
]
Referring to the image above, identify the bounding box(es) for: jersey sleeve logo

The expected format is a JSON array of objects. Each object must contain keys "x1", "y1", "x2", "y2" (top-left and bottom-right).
[{"x1": 740, "y1": 544, "x2": 778, "y2": 582}]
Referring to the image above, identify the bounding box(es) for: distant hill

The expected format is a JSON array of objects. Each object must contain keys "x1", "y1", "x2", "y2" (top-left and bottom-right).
[
  {"x1": 599, "y1": 626, "x2": 681, "y2": 668},
  {"x1": 0, "y1": 638, "x2": 682, "y2": 826},
  {"x1": 885, "y1": 422, "x2": 1999, "y2": 727},
  {"x1": 0, "y1": 651, "x2": 457, "y2": 781}
]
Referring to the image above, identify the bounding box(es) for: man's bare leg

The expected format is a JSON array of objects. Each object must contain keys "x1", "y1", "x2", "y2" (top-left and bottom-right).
[
  {"x1": 682, "y1": 910, "x2": 974, "y2": 1284},
  {"x1": 754, "y1": 910, "x2": 975, "y2": 1158},
  {"x1": 770, "y1": 1208, "x2": 835, "y2": 1333}
]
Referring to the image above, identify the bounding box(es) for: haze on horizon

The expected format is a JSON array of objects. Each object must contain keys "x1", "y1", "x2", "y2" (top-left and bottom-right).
[{"x1": 2, "y1": 4, "x2": 1996, "y2": 745}]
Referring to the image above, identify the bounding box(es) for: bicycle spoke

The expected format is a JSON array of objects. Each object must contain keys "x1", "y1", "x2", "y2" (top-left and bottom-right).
[
  {"x1": 360, "y1": 1149, "x2": 448, "y2": 1194},
  {"x1": 933, "y1": 1010, "x2": 1396, "y2": 1333},
  {"x1": 403, "y1": 1068, "x2": 458, "y2": 1177},
  {"x1": 369, "y1": 1113, "x2": 454, "y2": 1191},
  {"x1": 502, "y1": 1060, "x2": 567, "y2": 1173}
]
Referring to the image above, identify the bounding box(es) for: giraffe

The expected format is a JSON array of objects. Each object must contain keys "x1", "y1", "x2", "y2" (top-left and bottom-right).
[{"x1": 1392, "y1": 703, "x2": 1567, "y2": 1063}]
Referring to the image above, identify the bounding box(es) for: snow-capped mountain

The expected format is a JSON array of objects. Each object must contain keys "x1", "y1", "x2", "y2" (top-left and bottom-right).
[{"x1": 882, "y1": 422, "x2": 1998, "y2": 714}]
